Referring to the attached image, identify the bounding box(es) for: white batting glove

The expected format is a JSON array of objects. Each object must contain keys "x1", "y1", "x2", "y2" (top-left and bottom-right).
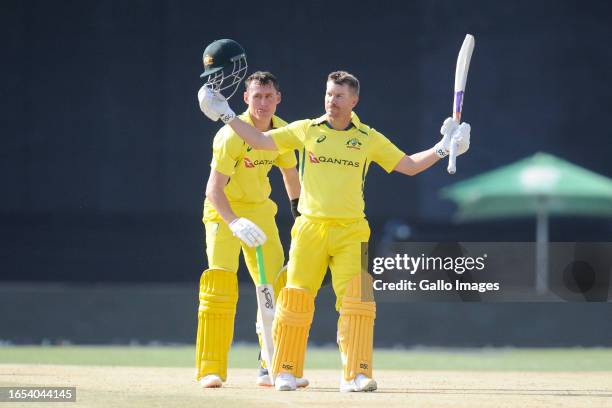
[
  {"x1": 450, "y1": 122, "x2": 471, "y2": 156},
  {"x1": 228, "y1": 218, "x2": 267, "y2": 247},
  {"x1": 197, "y1": 86, "x2": 236, "y2": 124},
  {"x1": 433, "y1": 117, "x2": 459, "y2": 158}
]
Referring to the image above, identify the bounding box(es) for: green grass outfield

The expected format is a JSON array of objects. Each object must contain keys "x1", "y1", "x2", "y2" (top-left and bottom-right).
[{"x1": 1, "y1": 345, "x2": 611, "y2": 371}]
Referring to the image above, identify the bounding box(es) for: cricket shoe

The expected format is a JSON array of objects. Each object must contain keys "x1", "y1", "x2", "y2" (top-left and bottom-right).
[
  {"x1": 296, "y1": 377, "x2": 310, "y2": 388},
  {"x1": 256, "y1": 368, "x2": 273, "y2": 387},
  {"x1": 200, "y1": 374, "x2": 222, "y2": 388},
  {"x1": 340, "y1": 374, "x2": 377, "y2": 392},
  {"x1": 275, "y1": 373, "x2": 297, "y2": 391},
  {"x1": 257, "y1": 368, "x2": 309, "y2": 388}
]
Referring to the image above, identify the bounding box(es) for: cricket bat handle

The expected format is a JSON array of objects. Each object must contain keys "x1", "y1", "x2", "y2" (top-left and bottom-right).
[
  {"x1": 256, "y1": 246, "x2": 267, "y2": 284},
  {"x1": 447, "y1": 110, "x2": 461, "y2": 175}
]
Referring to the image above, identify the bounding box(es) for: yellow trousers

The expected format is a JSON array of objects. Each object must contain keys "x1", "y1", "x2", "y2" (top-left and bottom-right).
[{"x1": 287, "y1": 216, "x2": 370, "y2": 309}]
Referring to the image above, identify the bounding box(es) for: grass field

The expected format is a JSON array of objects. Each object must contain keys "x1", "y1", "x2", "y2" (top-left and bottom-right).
[{"x1": 1, "y1": 345, "x2": 611, "y2": 407}]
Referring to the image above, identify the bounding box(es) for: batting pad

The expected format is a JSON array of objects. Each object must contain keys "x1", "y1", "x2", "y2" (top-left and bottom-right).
[
  {"x1": 196, "y1": 269, "x2": 238, "y2": 381},
  {"x1": 337, "y1": 273, "x2": 376, "y2": 380},
  {"x1": 271, "y1": 287, "x2": 314, "y2": 378}
]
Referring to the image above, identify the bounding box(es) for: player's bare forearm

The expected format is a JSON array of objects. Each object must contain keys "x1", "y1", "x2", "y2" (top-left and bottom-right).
[
  {"x1": 228, "y1": 118, "x2": 278, "y2": 151},
  {"x1": 205, "y1": 170, "x2": 238, "y2": 224},
  {"x1": 393, "y1": 148, "x2": 440, "y2": 176},
  {"x1": 279, "y1": 166, "x2": 301, "y2": 200}
]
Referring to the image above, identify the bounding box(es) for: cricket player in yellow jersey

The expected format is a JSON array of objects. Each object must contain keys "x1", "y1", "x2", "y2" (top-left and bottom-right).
[
  {"x1": 198, "y1": 71, "x2": 471, "y2": 392},
  {"x1": 195, "y1": 69, "x2": 308, "y2": 389}
]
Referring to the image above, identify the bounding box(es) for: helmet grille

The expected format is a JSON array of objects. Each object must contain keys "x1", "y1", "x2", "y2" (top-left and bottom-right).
[{"x1": 204, "y1": 55, "x2": 247, "y2": 100}]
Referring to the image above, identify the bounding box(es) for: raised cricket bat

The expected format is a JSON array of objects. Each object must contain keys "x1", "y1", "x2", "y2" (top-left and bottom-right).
[
  {"x1": 255, "y1": 246, "x2": 275, "y2": 378},
  {"x1": 447, "y1": 34, "x2": 475, "y2": 174}
]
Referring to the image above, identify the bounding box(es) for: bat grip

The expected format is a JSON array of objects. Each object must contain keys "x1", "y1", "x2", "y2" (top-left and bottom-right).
[
  {"x1": 256, "y1": 246, "x2": 267, "y2": 284},
  {"x1": 447, "y1": 145, "x2": 457, "y2": 174},
  {"x1": 447, "y1": 111, "x2": 461, "y2": 174}
]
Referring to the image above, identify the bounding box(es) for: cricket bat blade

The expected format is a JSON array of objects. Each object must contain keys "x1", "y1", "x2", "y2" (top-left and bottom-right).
[
  {"x1": 256, "y1": 283, "x2": 275, "y2": 377},
  {"x1": 447, "y1": 34, "x2": 475, "y2": 175}
]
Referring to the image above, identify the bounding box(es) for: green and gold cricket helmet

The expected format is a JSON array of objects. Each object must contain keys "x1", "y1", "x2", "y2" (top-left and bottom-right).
[{"x1": 200, "y1": 39, "x2": 247, "y2": 99}]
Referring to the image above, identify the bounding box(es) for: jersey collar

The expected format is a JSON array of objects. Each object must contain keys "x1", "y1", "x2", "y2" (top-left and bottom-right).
[{"x1": 314, "y1": 111, "x2": 362, "y2": 130}]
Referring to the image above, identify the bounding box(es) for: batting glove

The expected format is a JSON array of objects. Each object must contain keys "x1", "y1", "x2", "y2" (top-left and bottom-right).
[
  {"x1": 450, "y1": 122, "x2": 471, "y2": 156},
  {"x1": 433, "y1": 117, "x2": 459, "y2": 158},
  {"x1": 228, "y1": 217, "x2": 267, "y2": 247},
  {"x1": 197, "y1": 86, "x2": 236, "y2": 124}
]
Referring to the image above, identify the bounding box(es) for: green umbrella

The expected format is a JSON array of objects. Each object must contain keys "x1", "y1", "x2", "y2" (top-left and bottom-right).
[{"x1": 441, "y1": 152, "x2": 612, "y2": 293}]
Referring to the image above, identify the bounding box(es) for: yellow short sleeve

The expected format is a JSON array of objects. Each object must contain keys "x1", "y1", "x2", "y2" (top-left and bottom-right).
[
  {"x1": 275, "y1": 150, "x2": 297, "y2": 168},
  {"x1": 368, "y1": 129, "x2": 406, "y2": 173},
  {"x1": 210, "y1": 127, "x2": 244, "y2": 176},
  {"x1": 267, "y1": 119, "x2": 311, "y2": 154}
]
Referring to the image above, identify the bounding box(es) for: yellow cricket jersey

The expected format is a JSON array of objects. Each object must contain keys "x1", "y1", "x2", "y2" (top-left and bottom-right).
[
  {"x1": 204, "y1": 112, "x2": 297, "y2": 219},
  {"x1": 268, "y1": 112, "x2": 405, "y2": 220}
]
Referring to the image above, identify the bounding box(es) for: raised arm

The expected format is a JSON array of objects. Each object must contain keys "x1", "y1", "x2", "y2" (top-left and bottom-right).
[
  {"x1": 393, "y1": 149, "x2": 441, "y2": 176},
  {"x1": 198, "y1": 85, "x2": 278, "y2": 150},
  {"x1": 228, "y1": 118, "x2": 278, "y2": 151}
]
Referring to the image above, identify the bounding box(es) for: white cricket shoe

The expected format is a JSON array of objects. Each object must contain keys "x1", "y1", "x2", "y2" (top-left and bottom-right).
[
  {"x1": 275, "y1": 373, "x2": 297, "y2": 391},
  {"x1": 340, "y1": 373, "x2": 377, "y2": 392},
  {"x1": 257, "y1": 369, "x2": 309, "y2": 388},
  {"x1": 296, "y1": 377, "x2": 310, "y2": 388},
  {"x1": 200, "y1": 374, "x2": 222, "y2": 388},
  {"x1": 256, "y1": 368, "x2": 273, "y2": 387}
]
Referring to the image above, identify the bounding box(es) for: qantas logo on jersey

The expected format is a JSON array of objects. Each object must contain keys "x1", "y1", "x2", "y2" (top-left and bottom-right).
[
  {"x1": 307, "y1": 151, "x2": 360, "y2": 167},
  {"x1": 244, "y1": 157, "x2": 274, "y2": 168}
]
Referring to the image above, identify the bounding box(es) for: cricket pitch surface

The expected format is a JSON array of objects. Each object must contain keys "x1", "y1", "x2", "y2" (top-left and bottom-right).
[{"x1": 2, "y1": 365, "x2": 611, "y2": 408}]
